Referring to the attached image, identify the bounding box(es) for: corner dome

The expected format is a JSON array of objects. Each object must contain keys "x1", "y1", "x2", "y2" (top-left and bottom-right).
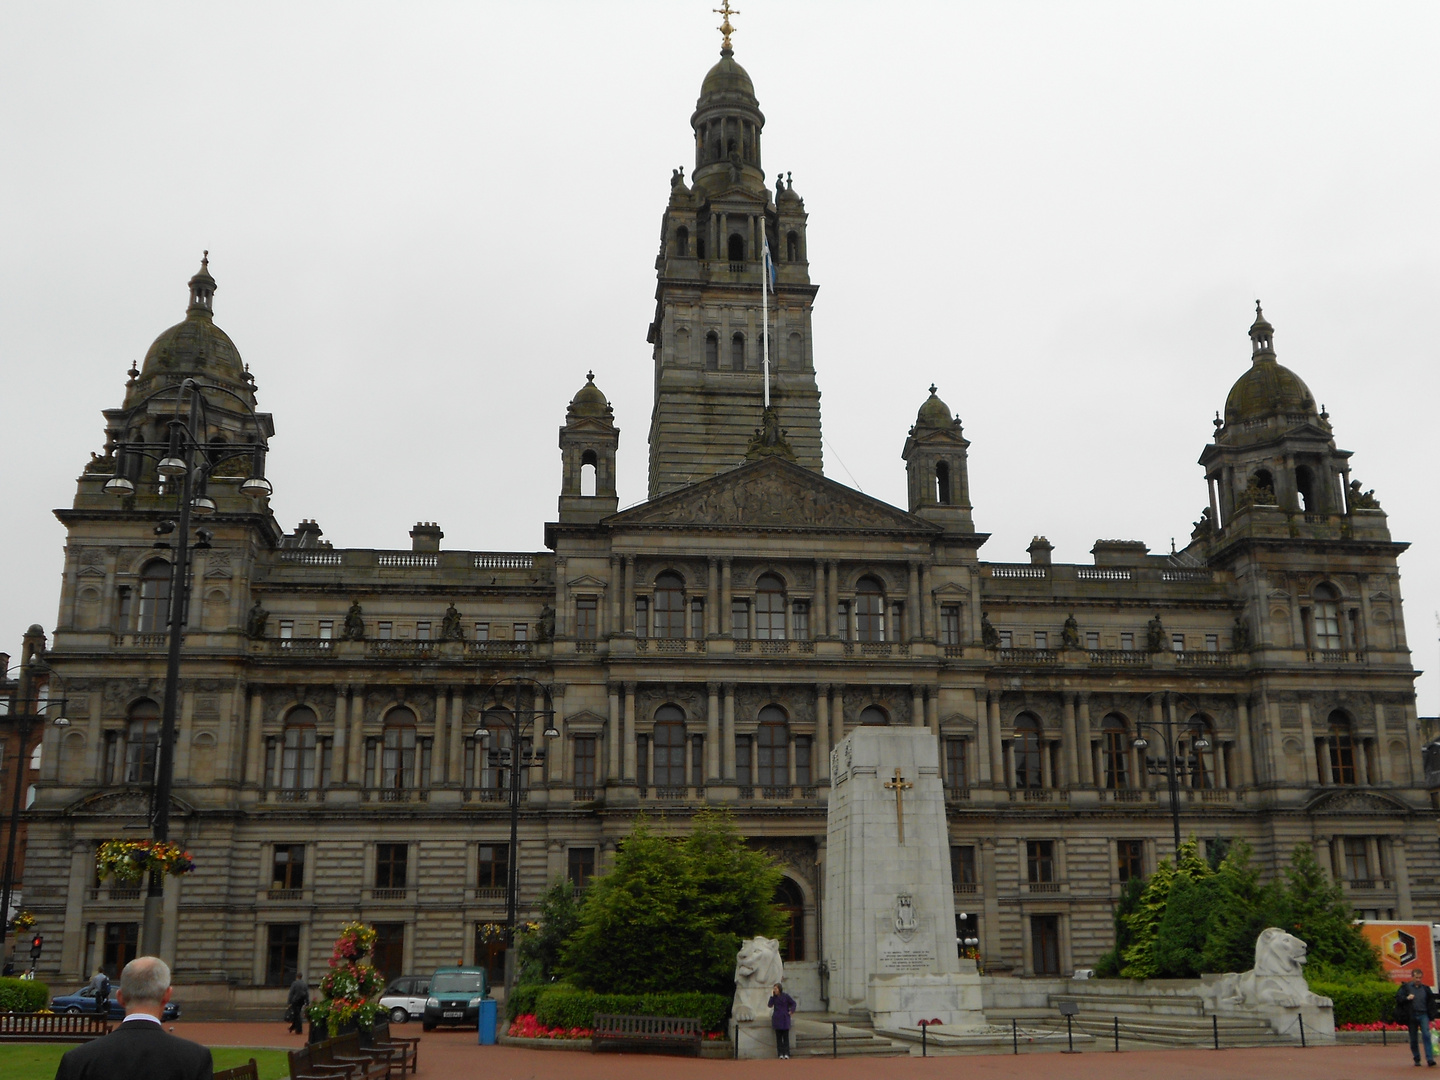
[
  {"x1": 914, "y1": 385, "x2": 958, "y2": 431},
  {"x1": 700, "y1": 52, "x2": 756, "y2": 102},
  {"x1": 1223, "y1": 360, "x2": 1316, "y2": 426},
  {"x1": 130, "y1": 256, "x2": 250, "y2": 404},
  {"x1": 567, "y1": 371, "x2": 613, "y2": 422}
]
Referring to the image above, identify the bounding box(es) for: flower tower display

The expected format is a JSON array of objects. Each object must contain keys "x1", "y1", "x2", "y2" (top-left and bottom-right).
[
  {"x1": 308, "y1": 922, "x2": 384, "y2": 1036},
  {"x1": 95, "y1": 839, "x2": 196, "y2": 882},
  {"x1": 11, "y1": 911, "x2": 36, "y2": 931}
]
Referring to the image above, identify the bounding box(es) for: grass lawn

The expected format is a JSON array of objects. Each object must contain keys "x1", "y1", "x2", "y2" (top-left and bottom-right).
[{"x1": 0, "y1": 1043, "x2": 290, "y2": 1080}]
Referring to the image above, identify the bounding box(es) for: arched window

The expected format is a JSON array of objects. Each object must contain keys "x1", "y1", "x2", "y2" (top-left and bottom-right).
[
  {"x1": 1253, "y1": 469, "x2": 1275, "y2": 499},
  {"x1": 675, "y1": 226, "x2": 689, "y2": 257},
  {"x1": 935, "y1": 461, "x2": 952, "y2": 505},
  {"x1": 654, "y1": 572, "x2": 685, "y2": 639},
  {"x1": 856, "y1": 577, "x2": 885, "y2": 642},
  {"x1": 1013, "y1": 714, "x2": 1043, "y2": 789},
  {"x1": 859, "y1": 705, "x2": 889, "y2": 726},
  {"x1": 1313, "y1": 583, "x2": 1342, "y2": 650},
  {"x1": 479, "y1": 708, "x2": 527, "y2": 791},
  {"x1": 705, "y1": 331, "x2": 719, "y2": 370},
  {"x1": 755, "y1": 573, "x2": 786, "y2": 640},
  {"x1": 1100, "y1": 715, "x2": 1129, "y2": 790},
  {"x1": 757, "y1": 706, "x2": 789, "y2": 787},
  {"x1": 137, "y1": 561, "x2": 172, "y2": 634},
  {"x1": 282, "y1": 706, "x2": 318, "y2": 790},
  {"x1": 1295, "y1": 464, "x2": 1316, "y2": 512},
  {"x1": 786, "y1": 231, "x2": 799, "y2": 262},
  {"x1": 1326, "y1": 712, "x2": 1356, "y2": 784},
  {"x1": 124, "y1": 699, "x2": 161, "y2": 784},
  {"x1": 652, "y1": 705, "x2": 687, "y2": 787},
  {"x1": 728, "y1": 234, "x2": 745, "y2": 262},
  {"x1": 580, "y1": 450, "x2": 597, "y2": 497},
  {"x1": 787, "y1": 331, "x2": 803, "y2": 368},
  {"x1": 731, "y1": 332, "x2": 745, "y2": 371},
  {"x1": 775, "y1": 877, "x2": 805, "y2": 961},
  {"x1": 382, "y1": 707, "x2": 417, "y2": 791},
  {"x1": 1183, "y1": 716, "x2": 1215, "y2": 789}
]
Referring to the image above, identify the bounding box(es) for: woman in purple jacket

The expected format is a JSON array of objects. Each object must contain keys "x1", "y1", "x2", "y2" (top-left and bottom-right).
[{"x1": 767, "y1": 983, "x2": 797, "y2": 1059}]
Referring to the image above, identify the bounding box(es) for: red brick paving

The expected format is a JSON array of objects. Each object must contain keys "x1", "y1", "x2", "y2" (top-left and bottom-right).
[{"x1": 177, "y1": 1020, "x2": 1427, "y2": 1079}]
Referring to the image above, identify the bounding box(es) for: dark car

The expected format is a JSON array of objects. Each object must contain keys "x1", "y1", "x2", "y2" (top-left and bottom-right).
[
  {"x1": 52, "y1": 984, "x2": 181, "y2": 1021},
  {"x1": 421, "y1": 967, "x2": 487, "y2": 1031}
]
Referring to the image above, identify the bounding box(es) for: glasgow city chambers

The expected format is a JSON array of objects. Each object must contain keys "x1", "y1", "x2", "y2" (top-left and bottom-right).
[{"x1": 20, "y1": 36, "x2": 1427, "y2": 1010}]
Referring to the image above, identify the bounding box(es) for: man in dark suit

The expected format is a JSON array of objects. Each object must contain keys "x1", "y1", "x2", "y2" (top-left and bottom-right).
[{"x1": 55, "y1": 955, "x2": 212, "y2": 1080}]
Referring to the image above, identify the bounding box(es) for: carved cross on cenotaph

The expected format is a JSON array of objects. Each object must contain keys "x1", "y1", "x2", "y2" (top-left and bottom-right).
[{"x1": 884, "y1": 767, "x2": 914, "y2": 844}]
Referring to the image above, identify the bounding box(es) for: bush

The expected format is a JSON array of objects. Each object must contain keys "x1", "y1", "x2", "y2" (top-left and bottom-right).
[
  {"x1": 1309, "y1": 979, "x2": 1398, "y2": 1026},
  {"x1": 506, "y1": 983, "x2": 546, "y2": 1021},
  {"x1": 0, "y1": 977, "x2": 51, "y2": 1012},
  {"x1": 534, "y1": 986, "x2": 730, "y2": 1032}
]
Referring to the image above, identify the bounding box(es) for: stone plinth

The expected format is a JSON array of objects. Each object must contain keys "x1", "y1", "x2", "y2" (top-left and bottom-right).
[{"x1": 823, "y1": 726, "x2": 983, "y2": 1027}]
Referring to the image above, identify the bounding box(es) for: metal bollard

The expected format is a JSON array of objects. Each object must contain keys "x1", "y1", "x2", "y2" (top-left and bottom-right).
[
  {"x1": 1299, "y1": 1013, "x2": 1306, "y2": 1048},
  {"x1": 1212, "y1": 1014, "x2": 1219, "y2": 1050},
  {"x1": 1012, "y1": 1018, "x2": 1018, "y2": 1054},
  {"x1": 1113, "y1": 1016, "x2": 1120, "y2": 1052},
  {"x1": 921, "y1": 1020, "x2": 928, "y2": 1058},
  {"x1": 734, "y1": 1022, "x2": 739, "y2": 1058},
  {"x1": 1065, "y1": 1013, "x2": 1074, "y2": 1053},
  {"x1": 832, "y1": 1020, "x2": 838, "y2": 1058},
  {"x1": 1383, "y1": 1026, "x2": 1387, "y2": 1047}
]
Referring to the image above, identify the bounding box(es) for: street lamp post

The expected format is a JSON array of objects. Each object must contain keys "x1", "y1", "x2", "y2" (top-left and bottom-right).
[
  {"x1": 1131, "y1": 691, "x2": 1209, "y2": 853},
  {"x1": 0, "y1": 638, "x2": 70, "y2": 968},
  {"x1": 102, "y1": 377, "x2": 272, "y2": 956},
  {"x1": 473, "y1": 678, "x2": 559, "y2": 994}
]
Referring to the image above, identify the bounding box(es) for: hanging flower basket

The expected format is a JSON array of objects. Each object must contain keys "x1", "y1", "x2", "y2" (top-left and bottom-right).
[
  {"x1": 11, "y1": 911, "x2": 36, "y2": 931},
  {"x1": 95, "y1": 839, "x2": 196, "y2": 883},
  {"x1": 308, "y1": 922, "x2": 384, "y2": 1036}
]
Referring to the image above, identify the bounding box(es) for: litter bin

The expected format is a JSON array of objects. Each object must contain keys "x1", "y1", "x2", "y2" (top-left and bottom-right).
[{"x1": 478, "y1": 998, "x2": 498, "y2": 1045}]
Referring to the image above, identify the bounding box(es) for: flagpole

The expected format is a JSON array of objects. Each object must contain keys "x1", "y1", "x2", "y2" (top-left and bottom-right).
[{"x1": 762, "y1": 236, "x2": 771, "y2": 409}]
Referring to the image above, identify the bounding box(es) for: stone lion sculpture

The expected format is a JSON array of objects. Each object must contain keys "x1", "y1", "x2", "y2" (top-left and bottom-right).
[
  {"x1": 1206, "y1": 928, "x2": 1333, "y2": 1010},
  {"x1": 732, "y1": 937, "x2": 785, "y2": 1022}
]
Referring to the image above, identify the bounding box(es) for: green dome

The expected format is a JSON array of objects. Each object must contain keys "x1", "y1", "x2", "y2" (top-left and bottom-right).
[
  {"x1": 700, "y1": 52, "x2": 756, "y2": 102},
  {"x1": 1223, "y1": 358, "x2": 1316, "y2": 425},
  {"x1": 914, "y1": 386, "x2": 957, "y2": 431},
  {"x1": 129, "y1": 256, "x2": 250, "y2": 405},
  {"x1": 567, "y1": 371, "x2": 613, "y2": 421}
]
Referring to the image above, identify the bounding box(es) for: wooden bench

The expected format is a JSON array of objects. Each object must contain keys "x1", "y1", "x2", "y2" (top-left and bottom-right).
[
  {"x1": 369, "y1": 1017, "x2": 420, "y2": 1074},
  {"x1": 215, "y1": 1058, "x2": 259, "y2": 1080},
  {"x1": 591, "y1": 1013, "x2": 702, "y2": 1056},
  {"x1": 289, "y1": 1039, "x2": 366, "y2": 1080},
  {"x1": 0, "y1": 1011, "x2": 113, "y2": 1042}
]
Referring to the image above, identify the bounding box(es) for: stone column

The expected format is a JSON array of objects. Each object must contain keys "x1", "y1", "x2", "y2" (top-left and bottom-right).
[
  {"x1": 1061, "y1": 694, "x2": 1079, "y2": 788},
  {"x1": 623, "y1": 682, "x2": 638, "y2": 781},
  {"x1": 814, "y1": 560, "x2": 828, "y2": 637},
  {"x1": 347, "y1": 686, "x2": 364, "y2": 786},
  {"x1": 174, "y1": 688, "x2": 195, "y2": 781},
  {"x1": 554, "y1": 558, "x2": 568, "y2": 639},
  {"x1": 1299, "y1": 699, "x2": 1320, "y2": 783},
  {"x1": 831, "y1": 684, "x2": 845, "y2": 746},
  {"x1": 986, "y1": 692, "x2": 1003, "y2": 787},
  {"x1": 609, "y1": 556, "x2": 621, "y2": 634},
  {"x1": 549, "y1": 684, "x2": 566, "y2": 783},
  {"x1": 433, "y1": 686, "x2": 449, "y2": 785},
  {"x1": 921, "y1": 564, "x2": 935, "y2": 639},
  {"x1": 1373, "y1": 702, "x2": 1391, "y2": 783},
  {"x1": 333, "y1": 686, "x2": 349, "y2": 784},
  {"x1": 827, "y1": 561, "x2": 839, "y2": 637},
  {"x1": 720, "y1": 558, "x2": 733, "y2": 636},
  {"x1": 1076, "y1": 693, "x2": 1093, "y2": 785},
  {"x1": 788, "y1": 735, "x2": 798, "y2": 786},
  {"x1": 707, "y1": 558, "x2": 720, "y2": 636},
  {"x1": 980, "y1": 838, "x2": 1002, "y2": 962},
  {"x1": 607, "y1": 684, "x2": 621, "y2": 783},
  {"x1": 706, "y1": 683, "x2": 721, "y2": 782},
  {"x1": 911, "y1": 686, "x2": 925, "y2": 728},
  {"x1": 85, "y1": 689, "x2": 104, "y2": 783},
  {"x1": 722, "y1": 683, "x2": 737, "y2": 780},
  {"x1": 816, "y1": 684, "x2": 830, "y2": 781},
  {"x1": 622, "y1": 556, "x2": 635, "y2": 633},
  {"x1": 926, "y1": 688, "x2": 939, "y2": 736},
  {"x1": 1394, "y1": 836, "x2": 1413, "y2": 917},
  {"x1": 907, "y1": 562, "x2": 921, "y2": 640},
  {"x1": 1236, "y1": 695, "x2": 1255, "y2": 787},
  {"x1": 61, "y1": 842, "x2": 90, "y2": 978},
  {"x1": 244, "y1": 688, "x2": 264, "y2": 786}
]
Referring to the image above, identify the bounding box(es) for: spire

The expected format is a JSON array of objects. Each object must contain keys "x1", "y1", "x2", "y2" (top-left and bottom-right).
[
  {"x1": 714, "y1": 1, "x2": 738, "y2": 56},
  {"x1": 1249, "y1": 298, "x2": 1274, "y2": 359},
  {"x1": 188, "y1": 250, "x2": 216, "y2": 316}
]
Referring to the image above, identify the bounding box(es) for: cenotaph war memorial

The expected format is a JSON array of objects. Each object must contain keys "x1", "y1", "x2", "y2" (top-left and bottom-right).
[{"x1": 824, "y1": 727, "x2": 984, "y2": 1030}]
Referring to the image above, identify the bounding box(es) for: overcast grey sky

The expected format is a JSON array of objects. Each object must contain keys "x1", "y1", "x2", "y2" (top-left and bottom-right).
[{"x1": 2, "y1": 1, "x2": 1436, "y2": 712}]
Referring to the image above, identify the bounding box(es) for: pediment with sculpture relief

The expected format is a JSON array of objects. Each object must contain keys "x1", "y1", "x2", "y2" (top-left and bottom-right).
[
  {"x1": 607, "y1": 457, "x2": 939, "y2": 535},
  {"x1": 1305, "y1": 789, "x2": 1410, "y2": 816}
]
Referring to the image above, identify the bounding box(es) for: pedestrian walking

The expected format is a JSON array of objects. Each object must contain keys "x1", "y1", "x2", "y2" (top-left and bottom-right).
[
  {"x1": 1398, "y1": 968, "x2": 1438, "y2": 1067},
  {"x1": 88, "y1": 968, "x2": 111, "y2": 1016},
  {"x1": 767, "y1": 982, "x2": 796, "y2": 1059},
  {"x1": 285, "y1": 971, "x2": 310, "y2": 1035}
]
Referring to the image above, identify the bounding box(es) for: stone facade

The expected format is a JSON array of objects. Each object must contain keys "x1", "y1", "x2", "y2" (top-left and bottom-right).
[{"x1": 19, "y1": 41, "x2": 1428, "y2": 1008}]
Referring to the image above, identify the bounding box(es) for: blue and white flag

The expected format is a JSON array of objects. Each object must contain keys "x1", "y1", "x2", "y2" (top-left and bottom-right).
[{"x1": 762, "y1": 236, "x2": 777, "y2": 288}]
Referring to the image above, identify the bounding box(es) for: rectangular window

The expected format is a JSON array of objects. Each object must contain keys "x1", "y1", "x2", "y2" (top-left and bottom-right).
[
  {"x1": 690, "y1": 598, "x2": 705, "y2": 639},
  {"x1": 1085, "y1": 631, "x2": 1100, "y2": 650},
  {"x1": 636, "y1": 736, "x2": 649, "y2": 787},
  {"x1": 377, "y1": 621, "x2": 393, "y2": 640},
  {"x1": 474, "y1": 622, "x2": 489, "y2": 641},
  {"x1": 575, "y1": 598, "x2": 597, "y2": 640},
  {"x1": 836, "y1": 601, "x2": 850, "y2": 639},
  {"x1": 1205, "y1": 633, "x2": 1219, "y2": 652},
  {"x1": 998, "y1": 630, "x2": 1013, "y2": 649},
  {"x1": 1034, "y1": 631, "x2": 1048, "y2": 650},
  {"x1": 890, "y1": 601, "x2": 905, "y2": 639},
  {"x1": 416, "y1": 621, "x2": 431, "y2": 640},
  {"x1": 731, "y1": 599, "x2": 750, "y2": 639},
  {"x1": 278, "y1": 619, "x2": 294, "y2": 639},
  {"x1": 1117, "y1": 839, "x2": 1144, "y2": 882},
  {"x1": 692, "y1": 735, "x2": 705, "y2": 787},
  {"x1": 945, "y1": 738, "x2": 968, "y2": 789},
  {"x1": 736, "y1": 735, "x2": 752, "y2": 786},
  {"x1": 272, "y1": 844, "x2": 305, "y2": 890},
  {"x1": 265, "y1": 924, "x2": 302, "y2": 986},
  {"x1": 319, "y1": 738, "x2": 333, "y2": 789},
  {"x1": 634, "y1": 597, "x2": 649, "y2": 638},
  {"x1": 1026, "y1": 840, "x2": 1055, "y2": 883},
  {"x1": 103, "y1": 922, "x2": 139, "y2": 978},
  {"x1": 1121, "y1": 632, "x2": 1134, "y2": 651},
  {"x1": 940, "y1": 605, "x2": 961, "y2": 646},
  {"x1": 795, "y1": 736, "x2": 812, "y2": 786},
  {"x1": 318, "y1": 620, "x2": 333, "y2": 640},
  {"x1": 1172, "y1": 633, "x2": 1185, "y2": 652},
  {"x1": 1343, "y1": 837, "x2": 1370, "y2": 881},
  {"x1": 477, "y1": 843, "x2": 509, "y2": 888},
  {"x1": 951, "y1": 845, "x2": 977, "y2": 885},
  {"x1": 568, "y1": 848, "x2": 595, "y2": 890},
  {"x1": 375, "y1": 843, "x2": 408, "y2": 889},
  {"x1": 574, "y1": 736, "x2": 597, "y2": 789},
  {"x1": 1030, "y1": 915, "x2": 1061, "y2": 975},
  {"x1": 513, "y1": 623, "x2": 528, "y2": 642},
  {"x1": 792, "y1": 601, "x2": 810, "y2": 641}
]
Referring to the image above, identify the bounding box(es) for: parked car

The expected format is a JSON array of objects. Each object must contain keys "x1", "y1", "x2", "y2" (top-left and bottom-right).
[
  {"x1": 51, "y1": 985, "x2": 181, "y2": 1021},
  {"x1": 378, "y1": 975, "x2": 430, "y2": 1024},
  {"x1": 421, "y1": 966, "x2": 487, "y2": 1031}
]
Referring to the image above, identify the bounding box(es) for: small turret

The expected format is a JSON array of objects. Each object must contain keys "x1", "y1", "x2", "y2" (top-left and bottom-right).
[
  {"x1": 902, "y1": 385, "x2": 974, "y2": 533},
  {"x1": 558, "y1": 372, "x2": 620, "y2": 522}
]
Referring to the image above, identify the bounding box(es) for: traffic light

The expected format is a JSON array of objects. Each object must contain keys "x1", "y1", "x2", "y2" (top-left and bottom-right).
[{"x1": 29, "y1": 934, "x2": 42, "y2": 962}]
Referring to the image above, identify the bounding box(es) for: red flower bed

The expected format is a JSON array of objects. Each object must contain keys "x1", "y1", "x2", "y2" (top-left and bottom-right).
[
  {"x1": 1340, "y1": 1021, "x2": 1439, "y2": 1031},
  {"x1": 508, "y1": 1013, "x2": 592, "y2": 1040}
]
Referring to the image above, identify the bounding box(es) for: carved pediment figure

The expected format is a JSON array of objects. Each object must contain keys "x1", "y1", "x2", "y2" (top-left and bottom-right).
[
  {"x1": 440, "y1": 603, "x2": 464, "y2": 641},
  {"x1": 1146, "y1": 613, "x2": 1166, "y2": 653},
  {"x1": 245, "y1": 601, "x2": 268, "y2": 640},
  {"x1": 342, "y1": 601, "x2": 365, "y2": 641},
  {"x1": 1061, "y1": 613, "x2": 1081, "y2": 648}
]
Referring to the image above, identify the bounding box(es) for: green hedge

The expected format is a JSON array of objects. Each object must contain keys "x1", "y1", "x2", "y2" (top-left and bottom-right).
[
  {"x1": 1309, "y1": 980, "x2": 1398, "y2": 1026},
  {"x1": 0, "y1": 977, "x2": 51, "y2": 1012},
  {"x1": 533, "y1": 987, "x2": 730, "y2": 1032},
  {"x1": 507, "y1": 983, "x2": 545, "y2": 1021}
]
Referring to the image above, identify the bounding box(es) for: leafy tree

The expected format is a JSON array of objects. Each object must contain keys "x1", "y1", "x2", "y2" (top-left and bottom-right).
[
  {"x1": 1275, "y1": 843, "x2": 1380, "y2": 976},
  {"x1": 560, "y1": 810, "x2": 786, "y2": 995},
  {"x1": 517, "y1": 878, "x2": 582, "y2": 986},
  {"x1": 1095, "y1": 875, "x2": 1144, "y2": 977},
  {"x1": 1121, "y1": 838, "x2": 1211, "y2": 978},
  {"x1": 1197, "y1": 840, "x2": 1281, "y2": 975}
]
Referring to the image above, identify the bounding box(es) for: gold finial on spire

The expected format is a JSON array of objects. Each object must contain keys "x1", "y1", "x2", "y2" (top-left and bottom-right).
[{"x1": 714, "y1": 0, "x2": 739, "y2": 52}]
